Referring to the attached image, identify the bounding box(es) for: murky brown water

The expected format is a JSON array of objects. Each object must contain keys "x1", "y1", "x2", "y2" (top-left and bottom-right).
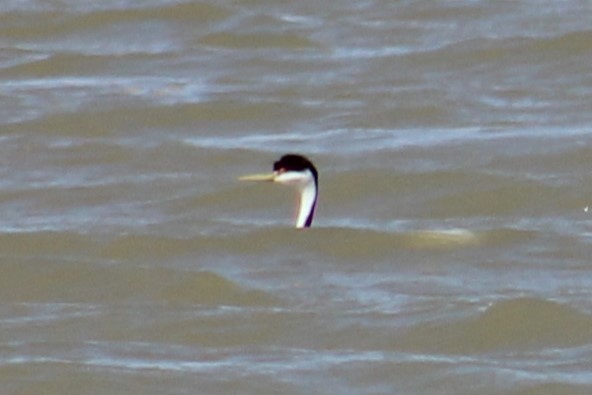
[{"x1": 2, "y1": 1, "x2": 592, "y2": 394}]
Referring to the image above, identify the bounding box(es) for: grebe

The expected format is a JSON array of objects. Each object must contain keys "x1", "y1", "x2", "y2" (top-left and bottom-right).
[{"x1": 240, "y1": 154, "x2": 318, "y2": 228}]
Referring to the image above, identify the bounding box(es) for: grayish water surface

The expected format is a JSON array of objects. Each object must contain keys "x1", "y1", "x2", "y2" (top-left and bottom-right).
[{"x1": 2, "y1": 1, "x2": 592, "y2": 394}]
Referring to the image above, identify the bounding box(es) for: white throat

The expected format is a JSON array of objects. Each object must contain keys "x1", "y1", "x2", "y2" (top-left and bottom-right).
[
  {"x1": 273, "y1": 168, "x2": 318, "y2": 228},
  {"x1": 295, "y1": 180, "x2": 318, "y2": 228}
]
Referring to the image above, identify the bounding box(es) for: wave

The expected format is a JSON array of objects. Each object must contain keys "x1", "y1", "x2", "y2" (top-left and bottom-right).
[
  {"x1": 0, "y1": 247, "x2": 275, "y2": 306},
  {"x1": 0, "y1": 2, "x2": 232, "y2": 39},
  {"x1": 401, "y1": 298, "x2": 592, "y2": 353}
]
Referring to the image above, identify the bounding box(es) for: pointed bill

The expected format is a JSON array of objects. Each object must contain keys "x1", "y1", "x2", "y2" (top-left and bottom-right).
[{"x1": 238, "y1": 172, "x2": 276, "y2": 182}]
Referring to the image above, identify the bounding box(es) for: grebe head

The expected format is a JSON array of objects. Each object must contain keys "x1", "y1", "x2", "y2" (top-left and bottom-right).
[{"x1": 240, "y1": 154, "x2": 318, "y2": 228}]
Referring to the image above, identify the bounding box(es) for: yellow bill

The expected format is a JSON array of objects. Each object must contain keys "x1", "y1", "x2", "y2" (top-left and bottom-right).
[{"x1": 238, "y1": 172, "x2": 276, "y2": 182}]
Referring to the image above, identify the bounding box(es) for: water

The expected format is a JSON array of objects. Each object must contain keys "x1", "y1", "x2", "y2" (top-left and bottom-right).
[{"x1": 1, "y1": 1, "x2": 592, "y2": 394}]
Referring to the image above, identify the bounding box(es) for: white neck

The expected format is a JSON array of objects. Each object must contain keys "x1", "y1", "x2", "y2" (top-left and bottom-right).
[
  {"x1": 273, "y1": 168, "x2": 318, "y2": 228},
  {"x1": 295, "y1": 180, "x2": 318, "y2": 228}
]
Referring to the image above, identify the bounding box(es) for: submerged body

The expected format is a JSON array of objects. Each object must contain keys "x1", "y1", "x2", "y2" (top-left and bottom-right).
[{"x1": 240, "y1": 154, "x2": 319, "y2": 228}]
